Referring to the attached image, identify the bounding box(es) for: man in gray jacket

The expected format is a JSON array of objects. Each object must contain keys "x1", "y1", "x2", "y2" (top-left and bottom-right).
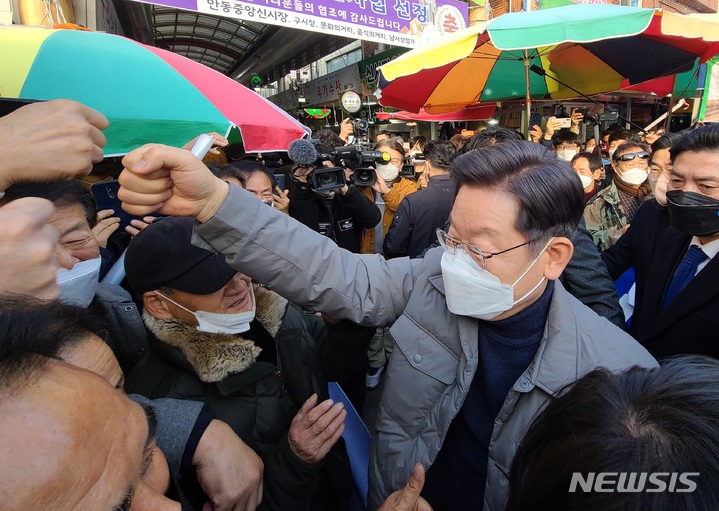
[{"x1": 118, "y1": 140, "x2": 657, "y2": 511}]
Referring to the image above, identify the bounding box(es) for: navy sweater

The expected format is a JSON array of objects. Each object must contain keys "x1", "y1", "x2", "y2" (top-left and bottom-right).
[{"x1": 422, "y1": 281, "x2": 554, "y2": 510}]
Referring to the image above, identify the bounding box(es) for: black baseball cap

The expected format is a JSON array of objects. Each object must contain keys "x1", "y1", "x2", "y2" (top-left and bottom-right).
[{"x1": 125, "y1": 216, "x2": 237, "y2": 295}]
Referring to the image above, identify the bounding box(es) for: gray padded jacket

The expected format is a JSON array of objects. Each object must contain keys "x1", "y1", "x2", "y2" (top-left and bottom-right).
[{"x1": 193, "y1": 185, "x2": 658, "y2": 511}]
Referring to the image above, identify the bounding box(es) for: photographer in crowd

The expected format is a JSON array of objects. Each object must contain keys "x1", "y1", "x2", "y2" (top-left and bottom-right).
[
  {"x1": 286, "y1": 139, "x2": 380, "y2": 253},
  {"x1": 358, "y1": 139, "x2": 419, "y2": 256}
]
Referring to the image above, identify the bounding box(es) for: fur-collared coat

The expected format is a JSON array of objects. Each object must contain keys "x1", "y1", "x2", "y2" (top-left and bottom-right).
[{"x1": 125, "y1": 285, "x2": 346, "y2": 511}]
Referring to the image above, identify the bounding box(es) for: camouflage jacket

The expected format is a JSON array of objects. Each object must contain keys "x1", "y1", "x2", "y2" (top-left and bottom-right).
[{"x1": 583, "y1": 182, "x2": 628, "y2": 251}]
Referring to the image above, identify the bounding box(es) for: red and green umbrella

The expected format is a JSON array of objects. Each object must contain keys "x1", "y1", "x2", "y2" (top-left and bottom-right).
[
  {"x1": 377, "y1": 4, "x2": 719, "y2": 114},
  {"x1": 0, "y1": 25, "x2": 310, "y2": 156}
]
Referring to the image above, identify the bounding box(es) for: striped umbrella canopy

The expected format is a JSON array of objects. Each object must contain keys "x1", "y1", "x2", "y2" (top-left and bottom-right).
[
  {"x1": 377, "y1": 4, "x2": 719, "y2": 115},
  {"x1": 376, "y1": 104, "x2": 496, "y2": 122},
  {"x1": 0, "y1": 25, "x2": 310, "y2": 156}
]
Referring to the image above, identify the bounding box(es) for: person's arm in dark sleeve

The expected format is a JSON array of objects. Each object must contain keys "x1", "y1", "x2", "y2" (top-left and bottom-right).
[
  {"x1": 340, "y1": 186, "x2": 380, "y2": 229},
  {"x1": 383, "y1": 199, "x2": 412, "y2": 259},
  {"x1": 601, "y1": 222, "x2": 635, "y2": 281},
  {"x1": 539, "y1": 137, "x2": 553, "y2": 149},
  {"x1": 559, "y1": 219, "x2": 625, "y2": 329},
  {"x1": 127, "y1": 395, "x2": 208, "y2": 479},
  {"x1": 259, "y1": 434, "x2": 323, "y2": 511}
]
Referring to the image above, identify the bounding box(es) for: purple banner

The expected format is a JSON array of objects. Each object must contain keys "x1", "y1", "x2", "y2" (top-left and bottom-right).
[{"x1": 136, "y1": 0, "x2": 467, "y2": 48}]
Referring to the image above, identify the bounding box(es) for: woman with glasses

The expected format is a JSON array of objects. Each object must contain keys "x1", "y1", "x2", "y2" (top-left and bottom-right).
[{"x1": 584, "y1": 141, "x2": 651, "y2": 251}]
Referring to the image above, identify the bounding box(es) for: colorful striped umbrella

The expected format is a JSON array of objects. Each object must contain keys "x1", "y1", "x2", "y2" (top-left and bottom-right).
[
  {"x1": 376, "y1": 104, "x2": 496, "y2": 122},
  {"x1": 0, "y1": 25, "x2": 310, "y2": 156},
  {"x1": 377, "y1": 5, "x2": 719, "y2": 115}
]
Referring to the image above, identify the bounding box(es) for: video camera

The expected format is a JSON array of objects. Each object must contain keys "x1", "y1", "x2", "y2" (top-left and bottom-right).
[
  {"x1": 579, "y1": 106, "x2": 619, "y2": 126},
  {"x1": 290, "y1": 139, "x2": 392, "y2": 192},
  {"x1": 400, "y1": 152, "x2": 425, "y2": 178},
  {"x1": 306, "y1": 168, "x2": 347, "y2": 193},
  {"x1": 348, "y1": 118, "x2": 371, "y2": 148}
]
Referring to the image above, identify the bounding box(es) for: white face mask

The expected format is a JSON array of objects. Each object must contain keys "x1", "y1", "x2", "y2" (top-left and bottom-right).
[
  {"x1": 617, "y1": 168, "x2": 648, "y2": 186},
  {"x1": 56, "y1": 257, "x2": 101, "y2": 307},
  {"x1": 156, "y1": 287, "x2": 256, "y2": 334},
  {"x1": 375, "y1": 162, "x2": 400, "y2": 182},
  {"x1": 578, "y1": 174, "x2": 594, "y2": 190},
  {"x1": 556, "y1": 148, "x2": 577, "y2": 162},
  {"x1": 440, "y1": 238, "x2": 553, "y2": 320},
  {"x1": 608, "y1": 147, "x2": 617, "y2": 159}
]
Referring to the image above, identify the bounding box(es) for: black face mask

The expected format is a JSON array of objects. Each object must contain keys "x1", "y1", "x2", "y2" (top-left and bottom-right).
[{"x1": 666, "y1": 190, "x2": 719, "y2": 236}]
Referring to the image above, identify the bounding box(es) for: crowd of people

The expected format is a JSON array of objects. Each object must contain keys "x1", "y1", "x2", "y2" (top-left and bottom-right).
[{"x1": 1, "y1": 97, "x2": 719, "y2": 511}]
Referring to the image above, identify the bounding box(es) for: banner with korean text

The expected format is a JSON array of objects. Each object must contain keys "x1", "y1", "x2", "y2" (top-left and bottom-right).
[
  {"x1": 297, "y1": 64, "x2": 362, "y2": 106},
  {"x1": 134, "y1": 0, "x2": 468, "y2": 48}
]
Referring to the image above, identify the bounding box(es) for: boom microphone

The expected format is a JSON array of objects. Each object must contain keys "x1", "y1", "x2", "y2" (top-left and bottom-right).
[{"x1": 288, "y1": 138, "x2": 317, "y2": 167}]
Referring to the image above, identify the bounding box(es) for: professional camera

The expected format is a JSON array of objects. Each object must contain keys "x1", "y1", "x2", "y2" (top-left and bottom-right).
[
  {"x1": 400, "y1": 152, "x2": 425, "y2": 178},
  {"x1": 335, "y1": 145, "x2": 390, "y2": 169},
  {"x1": 287, "y1": 140, "x2": 347, "y2": 193},
  {"x1": 350, "y1": 118, "x2": 369, "y2": 136},
  {"x1": 579, "y1": 106, "x2": 619, "y2": 126},
  {"x1": 306, "y1": 165, "x2": 347, "y2": 192},
  {"x1": 338, "y1": 145, "x2": 393, "y2": 187},
  {"x1": 289, "y1": 138, "x2": 391, "y2": 191},
  {"x1": 349, "y1": 167, "x2": 377, "y2": 187},
  {"x1": 349, "y1": 118, "x2": 371, "y2": 148}
]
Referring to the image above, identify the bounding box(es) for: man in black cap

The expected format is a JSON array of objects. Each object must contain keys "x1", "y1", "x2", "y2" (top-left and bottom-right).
[{"x1": 123, "y1": 216, "x2": 351, "y2": 511}]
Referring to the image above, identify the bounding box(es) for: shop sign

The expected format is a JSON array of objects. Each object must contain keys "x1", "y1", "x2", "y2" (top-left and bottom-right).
[{"x1": 133, "y1": 0, "x2": 467, "y2": 48}]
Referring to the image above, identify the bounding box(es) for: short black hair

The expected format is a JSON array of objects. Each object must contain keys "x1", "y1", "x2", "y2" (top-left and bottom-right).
[
  {"x1": 552, "y1": 129, "x2": 579, "y2": 147},
  {"x1": 650, "y1": 133, "x2": 682, "y2": 166},
  {"x1": 376, "y1": 129, "x2": 391, "y2": 138},
  {"x1": 650, "y1": 132, "x2": 682, "y2": 153},
  {"x1": 571, "y1": 151, "x2": 603, "y2": 171},
  {"x1": 422, "y1": 139, "x2": 455, "y2": 170},
  {"x1": 410, "y1": 135, "x2": 426, "y2": 150},
  {"x1": 508, "y1": 355, "x2": 719, "y2": 511},
  {"x1": 608, "y1": 129, "x2": 637, "y2": 146},
  {"x1": 231, "y1": 160, "x2": 276, "y2": 188},
  {"x1": 670, "y1": 124, "x2": 719, "y2": 162},
  {"x1": 452, "y1": 141, "x2": 583, "y2": 253},
  {"x1": 0, "y1": 296, "x2": 101, "y2": 392},
  {"x1": 461, "y1": 127, "x2": 523, "y2": 154},
  {"x1": 207, "y1": 163, "x2": 244, "y2": 185},
  {"x1": 0, "y1": 180, "x2": 97, "y2": 228}
]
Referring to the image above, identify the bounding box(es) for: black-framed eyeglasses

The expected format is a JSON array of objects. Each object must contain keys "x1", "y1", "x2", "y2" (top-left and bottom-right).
[
  {"x1": 616, "y1": 151, "x2": 650, "y2": 162},
  {"x1": 436, "y1": 228, "x2": 536, "y2": 270}
]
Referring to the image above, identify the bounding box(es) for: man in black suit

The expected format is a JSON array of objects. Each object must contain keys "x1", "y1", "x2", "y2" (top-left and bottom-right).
[{"x1": 630, "y1": 125, "x2": 719, "y2": 359}]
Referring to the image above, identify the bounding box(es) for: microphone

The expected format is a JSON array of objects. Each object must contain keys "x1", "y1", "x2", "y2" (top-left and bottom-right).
[{"x1": 288, "y1": 138, "x2": 317, "y2": 167}]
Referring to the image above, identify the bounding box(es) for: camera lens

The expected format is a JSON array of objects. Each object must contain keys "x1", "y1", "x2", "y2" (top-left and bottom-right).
[
  {"x1": 355, "y1": 170, "x2": 373, "y2": 185},
  {"x1": 318, "y1": 172, "x2": 336, "y2": 185}
]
